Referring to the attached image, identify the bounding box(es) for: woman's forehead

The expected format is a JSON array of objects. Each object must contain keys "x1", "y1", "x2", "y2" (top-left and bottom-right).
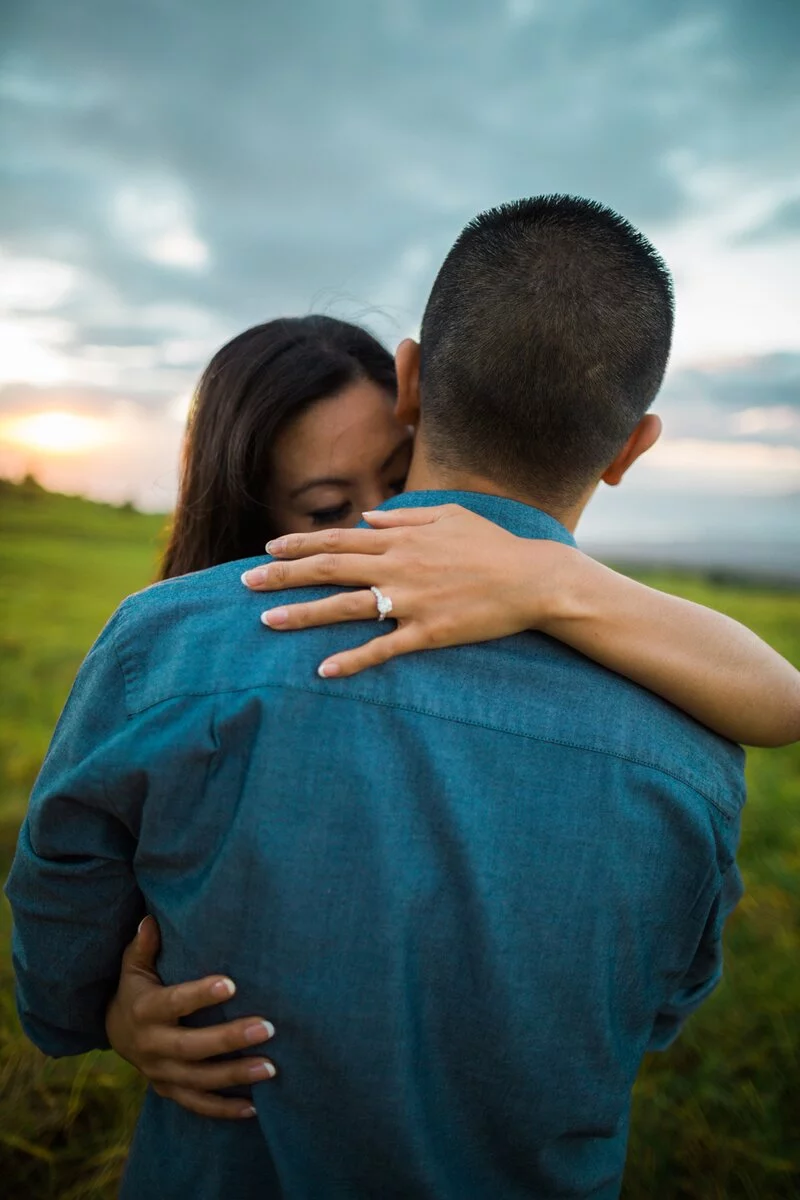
[{"x1": 274, "y1": 381, "x2": 405, "y2": 480}]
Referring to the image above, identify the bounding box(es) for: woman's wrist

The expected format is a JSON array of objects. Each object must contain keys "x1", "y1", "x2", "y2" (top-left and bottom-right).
[{"x1": 529, "y1": 542, "x2": 599, "y2": 635}]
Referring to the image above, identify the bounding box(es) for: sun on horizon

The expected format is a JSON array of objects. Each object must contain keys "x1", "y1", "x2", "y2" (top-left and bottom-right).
[{"x1": 0, "y1": 410, "x2": 114, "y2": 456}]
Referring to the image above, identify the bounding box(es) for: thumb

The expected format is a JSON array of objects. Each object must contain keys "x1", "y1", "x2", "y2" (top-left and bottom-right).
[
  {"x1": 362, "y1": 505, "x2": 456, "y2": 528},
  {"x1": 124, "y1": 914, "x2": 161, "y2": 972}
]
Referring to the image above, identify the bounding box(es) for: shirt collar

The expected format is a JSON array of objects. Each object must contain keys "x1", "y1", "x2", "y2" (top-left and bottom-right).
[{"x1": 373, "y1": 489, "x2": 577, "y2": 547}]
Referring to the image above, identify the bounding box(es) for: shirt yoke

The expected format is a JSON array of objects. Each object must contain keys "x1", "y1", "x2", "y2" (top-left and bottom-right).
[{"x1": 111, "y1": 557, "x2": 745, "y2": 821}]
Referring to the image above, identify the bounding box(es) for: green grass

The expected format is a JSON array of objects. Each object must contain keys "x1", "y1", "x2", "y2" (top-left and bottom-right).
[{"x1": 1, "y1": 477, "x2": 799, "y2": 1197}]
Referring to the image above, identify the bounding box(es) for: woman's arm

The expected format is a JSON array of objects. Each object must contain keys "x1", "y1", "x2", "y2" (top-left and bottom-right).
[
  {"x1": 536, "y1": 552, "x2": 800, "y2": 747},
  {"x1": 242, "y1": 504, "x2": 800, "y2": 747},
  {"x1": 106, "y1": 917, "x2": 277, "y2": 1119}
]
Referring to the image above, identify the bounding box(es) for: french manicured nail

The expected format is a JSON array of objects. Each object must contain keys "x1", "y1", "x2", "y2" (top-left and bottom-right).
[
  {"x1": 261, "y1": 607, "x2": 288, "y2": 628},
  {"x1": 317, "y1": 662, "x2": 341, "y2": 678},
  {"x1": 210, "y1": 977, "x2": 237, "y2": 1000},
  {"x1": 241, "y1": 568, "x2": 268, "y2": 587},
  {"x1": 266, "y1": 538, "x2": 286, "y2": 555},
  {"x1": 244, "y1": 1020, "x2": 275, "y2": 1044},
  {"x1": 248, "y1": 1060, "x2": 277, "y2": 1080},
  {"x1": 239, "y1": 1105, "x2": 257, "y2": 1118}
]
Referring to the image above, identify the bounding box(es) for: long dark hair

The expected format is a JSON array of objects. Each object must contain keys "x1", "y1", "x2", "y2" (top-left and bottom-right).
[{"x1": 160, "y1": 316, "x2": 397, "y2": 579}]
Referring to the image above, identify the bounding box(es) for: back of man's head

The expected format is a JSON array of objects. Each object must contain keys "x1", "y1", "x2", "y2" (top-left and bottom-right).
[{"x1": 418, "y1": 195, "x2": 674, "y2": 506}]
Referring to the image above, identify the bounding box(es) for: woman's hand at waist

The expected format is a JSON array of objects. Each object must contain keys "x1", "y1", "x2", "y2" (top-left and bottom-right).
[{"x1": 105, "y1": 916, "x2": 277, "y2": 1119}]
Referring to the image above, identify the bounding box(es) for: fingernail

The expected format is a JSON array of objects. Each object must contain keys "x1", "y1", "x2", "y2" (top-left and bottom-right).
[
  {"x1": 362, "y1": 511, "x2": 378, "y2": 519},
  {"x1": 137, "y1": 916, "x2": 148, "y2": 936},
  {"x1": 210, "y1": 977, "x2": 237, "y2": 1000},
  {"x1": 242, "y1": 568, "x2": 268, "y2": 587},
  {"x1": 244, "y1": 1020, "x2": 275, "y2": 1044},
  {"x1": 266, "y1": 538, "x2": 286, "y2": 555},
  {"x1": 239, "y1": 1105, "x2": 257, "y2": 1119},
  {"x1": 248, "y1": 1059, "x2": 277, "y2": 1080},
  {"x1": 262, "y1": 607, "x2": 288, "y2": 628},
  {"x1": 317, "y1": 661, "x2": 341, "y2": 678}
]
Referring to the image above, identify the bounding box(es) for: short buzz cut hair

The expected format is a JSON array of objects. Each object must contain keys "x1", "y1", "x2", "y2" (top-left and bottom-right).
[{"x1": 418, "y1": 195, "x2": 674, "y2": 504}]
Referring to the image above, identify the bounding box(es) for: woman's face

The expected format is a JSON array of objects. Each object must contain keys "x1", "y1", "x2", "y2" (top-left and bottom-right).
[{"x1": 266, "y1": 379, "x2": 413, "y2": 535}]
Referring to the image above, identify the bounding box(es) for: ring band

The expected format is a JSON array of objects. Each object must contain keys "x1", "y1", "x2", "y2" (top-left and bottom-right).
[{"x1": 370, "y1": 586, "x2": 393, "y2": 621}]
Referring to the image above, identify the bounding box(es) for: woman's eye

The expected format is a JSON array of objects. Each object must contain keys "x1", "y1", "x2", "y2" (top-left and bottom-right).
[{"x1": 309, "y1": 503, "x2": 352, "y2": 526}]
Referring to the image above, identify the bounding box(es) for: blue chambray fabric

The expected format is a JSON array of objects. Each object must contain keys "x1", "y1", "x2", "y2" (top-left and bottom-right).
[{"x1": 6, "y1": 490, "x2": 745, "y2": 1199}]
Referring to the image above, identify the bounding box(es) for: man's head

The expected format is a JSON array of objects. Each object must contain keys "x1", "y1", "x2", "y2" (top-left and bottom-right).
[{"x1": 396, "y1": 195, "x2": 673, "y2": 522}]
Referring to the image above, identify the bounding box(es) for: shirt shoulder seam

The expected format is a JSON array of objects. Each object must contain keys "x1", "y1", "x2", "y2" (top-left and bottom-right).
[
  {"x1": 126, "y1": 677, "x2": 741, "y2": 817},
  {"x1": 109, "y1": 599, "x2": 137, "y2": 719}
]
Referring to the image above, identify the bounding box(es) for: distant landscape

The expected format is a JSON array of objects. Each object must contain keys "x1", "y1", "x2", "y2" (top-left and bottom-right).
[
  {"x1": 1, "y1": 476, "x2": 799, "y2": 1198},
  {"x1": 579, "y1": 485, "x2": 800, "y2": 584}
]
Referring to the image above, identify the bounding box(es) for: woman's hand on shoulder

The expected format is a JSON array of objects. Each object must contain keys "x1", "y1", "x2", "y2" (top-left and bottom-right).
[
  {"x1": 105, "y1": 916, "x2": 277, "y2": 1119},
  {"x1": 241, "y1": 504, "x2": 579, "y2": 677}
]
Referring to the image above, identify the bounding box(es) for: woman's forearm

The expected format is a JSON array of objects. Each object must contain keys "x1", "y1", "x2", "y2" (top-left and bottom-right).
[{"x1": 539, "y1": 550, "x2": 800, "y2": 747}]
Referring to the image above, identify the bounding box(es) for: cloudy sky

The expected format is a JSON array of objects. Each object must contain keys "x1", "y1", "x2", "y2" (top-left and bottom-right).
[{"x1": 1, "y1": 0, "x2": 799, "y2": 565}]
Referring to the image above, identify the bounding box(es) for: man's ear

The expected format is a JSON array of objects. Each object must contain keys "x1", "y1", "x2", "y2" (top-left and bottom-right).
[
  {"x1": 394, "y1": 338, "x2": 421, "y2": 428},
  {"x1": 601, "y1": 413, "x2": 662, "y2": 487}
]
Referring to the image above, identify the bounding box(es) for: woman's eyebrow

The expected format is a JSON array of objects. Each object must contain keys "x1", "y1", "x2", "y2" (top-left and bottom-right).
[
  {"x1": 290, "y1": 439, "x2": 412, "y2": 499},
  {"x1": 289, "y1": 476, "x2": 349, "y2": 499}
]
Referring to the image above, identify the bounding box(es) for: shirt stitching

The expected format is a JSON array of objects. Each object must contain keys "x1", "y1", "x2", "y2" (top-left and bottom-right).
[
  {"x1": 113, "y1": 597, "x2": 141, "y2": 711},
  {"x1": 109, "y1": 617, "x2": 132, "y2": 720},
  {"x1": 123, "y1": 675, "x2": 740, "y2": 818}
]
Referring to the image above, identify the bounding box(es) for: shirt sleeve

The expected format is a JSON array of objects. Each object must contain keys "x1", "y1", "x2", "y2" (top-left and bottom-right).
[
  {"x1": 4, "y1": 606, "x2": 145, "y2": 1057},
  {"x1": 647, "y1": 861, "x2": 744, "y2": 1051}
]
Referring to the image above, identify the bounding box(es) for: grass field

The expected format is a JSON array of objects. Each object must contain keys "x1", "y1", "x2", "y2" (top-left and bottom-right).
[{"x1": 1, "y1": 476, "x2": 799, "y2": 1198}]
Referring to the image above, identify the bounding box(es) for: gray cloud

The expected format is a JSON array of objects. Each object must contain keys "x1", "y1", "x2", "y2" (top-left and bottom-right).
[
  {"x1": 655, "y1": 353, "x2": 800, "y2": 453},
  {"x1": 2, "y1": 0, "x2": 799, "y2": 552},
  {"x1": 667, "y1": 352, "x2": 800, "y2": 406},
  {"x1": 3, "y1": 0, "x2": 800, "y2": 365},
  {"x1": 735, "y1": 198, "x2": 800, "y2": 246}
]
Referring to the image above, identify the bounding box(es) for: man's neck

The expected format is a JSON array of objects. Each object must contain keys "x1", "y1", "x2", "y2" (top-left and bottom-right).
[{"x1": 403, "y1": 447, "x2": 586, "y2": 533}]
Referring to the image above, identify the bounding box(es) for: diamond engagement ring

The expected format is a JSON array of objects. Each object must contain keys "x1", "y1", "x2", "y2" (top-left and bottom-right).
[{"x1": 370, "y1": 586, "x2": 394, "y2": 621}]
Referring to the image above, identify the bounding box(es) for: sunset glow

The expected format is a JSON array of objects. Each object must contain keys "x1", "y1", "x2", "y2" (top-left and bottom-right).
[{"x1": 0, "y1": 411, "x2": 114, "y2": 456}]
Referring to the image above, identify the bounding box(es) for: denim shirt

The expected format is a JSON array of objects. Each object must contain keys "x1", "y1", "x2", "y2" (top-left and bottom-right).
[{"x1": 6, "y1": 490, "x2": 745, "y2": 1200}]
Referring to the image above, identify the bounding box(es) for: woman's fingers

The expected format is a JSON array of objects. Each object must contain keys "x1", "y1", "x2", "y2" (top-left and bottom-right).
[
  {"x1": 150, "y1": 1054, "x2": 277, "y2": 1091},
  {"x1": 129, "y1": 914, "x2": 161, "y2": 966},
  {"x1": 262, "y1": 598, "x2": 428, "y2": 675},
  {"x1": 361, "y1": 504, "x2": 460, "y2": 528},
  {"x1": 146, "y1": 1016, "x2": 275, "y2": 1062},
  {"x1": 132, "y1": 973, "x2": 240, "y2": 1023},
  {"x1": 157, "y1": 1085, "x2": 258, "y2": 1121},
  {"x1": 317, "y1": 628, "x2": 419, "y2": 679},
  {"x1": 263, "y1": 526, "x2": 391, "y2": 562},
  {"x1": 248, "y1": 507, "x2": 462, "y2": 576},
  {"x1": 262, "y1": 590, "x2": 383, "y2": 630},
  {"x1": 243, "y1": 554, "x2": 377, "y2": 592}
]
